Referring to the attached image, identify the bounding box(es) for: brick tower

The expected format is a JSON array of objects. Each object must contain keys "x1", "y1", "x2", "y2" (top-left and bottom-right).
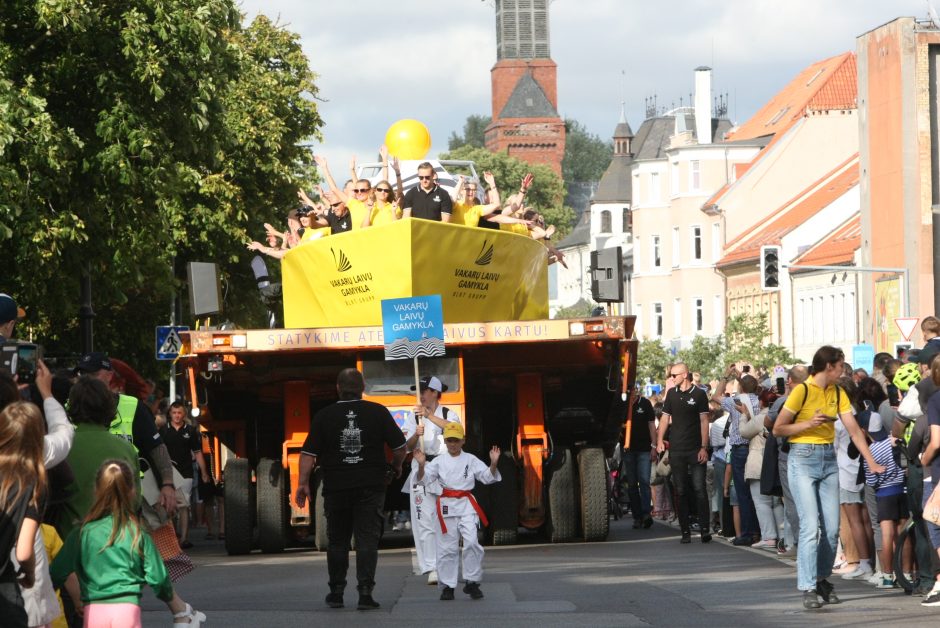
[{"x1": 485, "y1": 0, "x2": 566, "y2": 176}]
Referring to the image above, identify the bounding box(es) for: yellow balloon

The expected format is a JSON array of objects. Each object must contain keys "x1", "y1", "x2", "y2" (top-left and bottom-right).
[{"x1": 384, "y1": 119, "x2": 431, "y2": 160}]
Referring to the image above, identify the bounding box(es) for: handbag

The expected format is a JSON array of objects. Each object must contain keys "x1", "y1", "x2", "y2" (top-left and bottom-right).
[
  {"x1": 150, "y1": 522, "x2": 195, "y2": 582},
  {"x1": 738, "y1": 396, "x2": 766, "y2": 441},
  {"x1": 655, "y1": 450, "x2": 671, "y2": 478},
  {"x1": 760, "y1": 434, "x2": 783, "y2": 496},
  {"x1": 925, "y1": 483, "x2": 940, "y2": 526},
  {"x1": 650, "y1": 459, "x2": 664, "y2": 486}
]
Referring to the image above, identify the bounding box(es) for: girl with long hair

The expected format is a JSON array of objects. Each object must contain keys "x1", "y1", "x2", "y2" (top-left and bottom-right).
[
  {"x1": 50, "y1": 459, "x2": 205, "y2": 627},
  {"x1": 0, "y1": 401, "x2": 46, "y2": 627}
]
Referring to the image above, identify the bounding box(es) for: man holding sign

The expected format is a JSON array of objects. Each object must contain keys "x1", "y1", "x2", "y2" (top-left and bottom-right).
[{"x1": 401, "y1": 376, "x2": 460, "y2": 585}]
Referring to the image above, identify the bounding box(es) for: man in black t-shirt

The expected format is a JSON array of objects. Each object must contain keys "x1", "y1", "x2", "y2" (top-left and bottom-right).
[
  {"x1": 618, "y1": 394, "x2": 657, "y2": 529},
  {"x1": 160, "y1": 401, "x2": 210, "y2": 548},
  {"x1": 657, "y1": 362, "x2": 712, "y2": 544},
  {"x1": 296, "y1": 369, "x2": 406, "y2": 611},
  {"x1": 311, "y1": 193, "x2": 353, "y2": 234},
  {"x1": 401, "y1": 162, "x2": 452, "y2": 222}
]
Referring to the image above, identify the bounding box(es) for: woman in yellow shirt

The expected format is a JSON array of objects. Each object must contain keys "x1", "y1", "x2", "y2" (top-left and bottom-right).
[
  {"x1": 773, "y1": 345, "x2": 884, "y2": 610},
  {"x1": 361, "y1": 181, "x2": 401, "y2": 228}
]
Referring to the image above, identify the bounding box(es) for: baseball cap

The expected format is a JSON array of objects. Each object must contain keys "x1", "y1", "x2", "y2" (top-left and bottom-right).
[
  {"x1": 442, "y1": 422, "x2": 465, "y2": 440},
  {"x1": 74, "y1": 352, "x2": 112, "y2": 374},
  {"x1": 411, "y1": 375, "x2": 448, "y2": 393},
  {"x1": 0, "y1": 293, "x2": 25, "y2": 324}
]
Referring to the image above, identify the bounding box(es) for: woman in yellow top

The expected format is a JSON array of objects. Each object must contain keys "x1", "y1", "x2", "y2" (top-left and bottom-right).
[
  {"x1": 297, "y1": 206, "x2": 329, "y2": 242},
  {"x1": 361, "y1": 181, "x2": 401, "y2": 227},
  {"x1": 773, "y1": 345, "x2": 884, "y2": 610}
]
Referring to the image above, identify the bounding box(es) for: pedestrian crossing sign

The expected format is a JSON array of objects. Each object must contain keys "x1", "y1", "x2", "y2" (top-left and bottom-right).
[{"x1": 155, "y1": 326, "x2": 189, "y2": 360}]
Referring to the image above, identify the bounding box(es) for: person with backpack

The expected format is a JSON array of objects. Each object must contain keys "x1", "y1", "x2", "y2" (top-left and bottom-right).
[
  {"x1": 50, "y1": 459, "x2": 205, "y2": 627},
  {"x1": 773, "y1": 346, "x2": 885, "y2": 610}
]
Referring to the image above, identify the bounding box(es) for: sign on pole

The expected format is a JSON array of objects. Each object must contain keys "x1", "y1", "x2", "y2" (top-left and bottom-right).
[
  {"x1": 381, "y1": 295, "x2": 445, "y2": 360},
  {"x1": 851, "y1": 344, "x2": 875, "y2": 375},
  {"x1": 895, "y1": 317, "x2": 919, "y2": 341},
  {"x1": 155, "y1": 326, "x2": 189, "y2": 361}
]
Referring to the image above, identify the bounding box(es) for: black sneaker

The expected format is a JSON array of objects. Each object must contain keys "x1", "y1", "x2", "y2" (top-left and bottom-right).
[
  {"x1": 922, "y1": 587, "x2": 940, "y2": 606},
  {"x1": 440, "y1": 587, "x2": 455, "y2": 601},
  {"x1": 701, "y1": 533, "x2": 712, "y2": 544},
  {"x1": 680, "y1": 532, "x2": 692, "y2": 544},
  {"x1": 325, "y1": 592, "x2": 344, "y2": 609},
  {"x1": 802, "y1": 590, "x2": 822, "y2": 610},
  {"x1": 643, "y1": 516, "x2": 654, "y2": 529},
  {"x1": 732, "y1": 536, "x2": 755, "y2": 546},
  {"x1": 632, "y1": 519, "x2": 642, "y2": 529},
  {"x1": 357, "y1": 593, "x2": 380, "y2": 610},
  {"x1": 463, "y1": 582, "x2": 484, "y2": 600},
  {"x1": 815, "y1": 579, "x2": 840, "y2": 604}
]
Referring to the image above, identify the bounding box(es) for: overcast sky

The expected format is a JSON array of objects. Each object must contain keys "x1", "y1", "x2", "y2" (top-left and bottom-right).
[{"x1": 239, "y1": 0, "x2": 927, "y2": 169}]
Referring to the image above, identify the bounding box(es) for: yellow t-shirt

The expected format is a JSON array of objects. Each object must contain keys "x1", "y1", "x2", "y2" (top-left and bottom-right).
[
  {"x1": 452, "y1": 202, "x2": 489, "y2": 227},
  {"x1": 784, "y1": 378, "x2": 851, "y2": 444},
  {"x1": 300, "y1": 226, "x2": 329, "y2": 242},
  {"x1": 500, "y1": 222, "x2": 529, "y2": 236},
  {"x1": 345, "y1": 198, "x2": 367, "y2": 230},
  {"x1": 368, "y1": 201, "x2": 400, "y2": 227}
]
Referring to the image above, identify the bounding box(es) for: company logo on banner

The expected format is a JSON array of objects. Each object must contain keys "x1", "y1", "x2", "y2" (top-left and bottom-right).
[
  {"x1": 381, "y1": 295, "x2": 445, "y2": 360},
  {"x1": 474, "y1": 240, "x2": 494, "y2": 266}
]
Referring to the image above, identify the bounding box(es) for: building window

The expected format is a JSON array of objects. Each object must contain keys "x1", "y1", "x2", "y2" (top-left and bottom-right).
[
  {"x1": 652, "y1": 235, "x2": 661, "y2": 268},
  {"x1": 622, "y1": 209, "x2": 629, "y2": 233},
  {"x1": 600, "y1": 210, "x2": 611, "y2": 233},
  {"x1": 653, "y1": 303, "x2": 663, "y2": 338},
  {"x1": 650, "y1": 172, "x2": 660, "y2": 203},
  {"x1": 670, "y1": 162, "x2": 679, "y2": 195},
  {"x1": 671, "y1": 227, "x2": 680, "y2": 267},
  {"x1": 693, "y1": 298, "x2": 704, "y2": 332},
  {"x1": 691, "y1": 226, "x2": 702, "y2": 261},
  {"x1": 712, "y1": 223, "x2": 721, "y2": 263},
  {"x1": 690, "y1": 160, "x2": 701, "y2": 191},
  {"x1": 673, "y1": 297, "x2": 681, "y2": 338}
]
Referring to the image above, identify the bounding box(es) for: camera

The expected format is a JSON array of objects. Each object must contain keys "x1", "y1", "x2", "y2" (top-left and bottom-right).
[{"x1": 0, "y1": 341, "x2": 44, "y2": 384}]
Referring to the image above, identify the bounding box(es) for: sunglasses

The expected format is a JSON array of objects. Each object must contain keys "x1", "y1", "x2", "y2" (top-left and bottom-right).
[
  {"x1": 670, "y1": 372, "x2": 686, "y2": 377},
  {"x1": 354, "y1": 188, "x2": 370, "y2": 193},
  {"x1": 330, "y1": 202, "x2": 343, "y2": 208},
  {"x1": 417, "y1": 175, "x2": 432, "y2": 180},
  {"x1": 376, "y1": 188, "x2": 392, "y2": 193}
]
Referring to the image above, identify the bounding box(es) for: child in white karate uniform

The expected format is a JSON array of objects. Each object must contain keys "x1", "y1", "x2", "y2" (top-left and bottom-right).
[{"x1": 414, "y1": 422, "x2": 501, "y2": 600}]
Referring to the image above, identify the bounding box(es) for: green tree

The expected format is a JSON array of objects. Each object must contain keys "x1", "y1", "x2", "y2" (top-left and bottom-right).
[
  {"x1": 636, "y1": 337, "x2": 674, "y2": 387},
  {"x1": 0, "y1": 2, "x2": 322, "y2": 377},
  {"x1": 448, "y1": 114, "x2": 490, "y2": 150},
  {"x1": 723, "y1": 313, "x2": 796, "y2": 373},
  {"x1": 439, "y1": 145, "x2": 575, "y2": 239},
  {"x1": 677, "y1": 334, "x2": 725, "y2": 382},
  {"x1": 562, "y1": 118, "x2": 613, "y2": 183},
  {"x1": 552, "y1": 298, "x2": 598, "y2": 319}
]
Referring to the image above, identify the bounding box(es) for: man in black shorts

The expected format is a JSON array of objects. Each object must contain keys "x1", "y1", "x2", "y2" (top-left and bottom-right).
[
  {"x1": 402, "y1": 162, "x2": 452, "y2": 222},
  {"x1": 295, "y1": 369, "x2": 407, "y2": 611},
  {"x1": 656, "y1": 362, "x2": 712, "y2": 544}
]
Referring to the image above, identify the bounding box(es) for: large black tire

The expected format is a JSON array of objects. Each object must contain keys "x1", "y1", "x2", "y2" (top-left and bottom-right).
[
  {"x1": 486, "y1": 454, "x2": 518, "y2": 545},
  {"x1": 545, "y1": 447, "x2": 577, "y2": 542},
  {"x1": 256, "y1": 458, "x2": 289, "y2": 554},
  {"x1": 578, "y1": 447, "x2": 610, "y2": 541},
  {"x1": 224, "y1": 458, "x2": 255, "y2": 555},
  {"x1": 314, "y1": 471, "x2": 329, "y2": 552}
]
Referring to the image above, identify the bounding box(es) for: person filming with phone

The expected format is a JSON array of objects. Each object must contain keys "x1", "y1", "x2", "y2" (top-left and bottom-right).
[{"x1": 772, "y1": 345, "x2": 885, "y2": 611}]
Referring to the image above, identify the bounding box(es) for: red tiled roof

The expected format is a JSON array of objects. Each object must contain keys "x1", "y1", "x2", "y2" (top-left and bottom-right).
[
  {"x1": 716, "y1": 157, "x2": 859, "y2": 268},
  {"x1": 726, "y1": 52, "x2": 856, "y2": 142},
  {"x1": 791, "y1": 215, "x2": 861, "y2": 267}
]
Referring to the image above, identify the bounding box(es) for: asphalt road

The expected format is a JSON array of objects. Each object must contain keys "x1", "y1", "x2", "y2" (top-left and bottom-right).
[{"x1": 140, "y1": 518, "x2": 939, "y2": 627}]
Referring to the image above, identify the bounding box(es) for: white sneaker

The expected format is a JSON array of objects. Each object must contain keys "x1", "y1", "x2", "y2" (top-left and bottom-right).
[
  {"x1": 875, "y1": 574, "x2": 897, "y2": 589},
  {"x1": 752, "y1": 539, "x2": 777, "y2": 550},
  {"x1": 841, "y1": 564, "x2": 874, "y2": 580},
  {"x1": 404, "y1": 521, "x2": 412, "y2": 530},
  {"x1": 867, "y1": 571, "x2": 885, "y2": 585},
  {"x1": 427, "y1": 570, "x2": 438, "y2": 585}
]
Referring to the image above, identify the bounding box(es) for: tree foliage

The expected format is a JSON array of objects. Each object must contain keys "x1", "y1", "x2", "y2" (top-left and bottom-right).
[
  {"x1": 0, "y1": 1, "x2": 322, "y2": 376},
  {"x1": 562, "y1": 118, "x2": 613, "y2": 183},
  {"x1": 636, "y1": 313, "x2": 796, "y2": 386},
  {"x1": 552, "y1": 298, "x2": 598, "y2": 319},
  {"x1": 439, "y1": 145, "x2": 575, "y2": 240},
  {"x1": 447, "y1": 114, "x2": 490, "y2": 150}
]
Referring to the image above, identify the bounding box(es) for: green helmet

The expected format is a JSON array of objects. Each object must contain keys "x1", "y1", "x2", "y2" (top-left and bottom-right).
[{"x1": 893, "y1": 362, "x2": 921, "y2": 392}]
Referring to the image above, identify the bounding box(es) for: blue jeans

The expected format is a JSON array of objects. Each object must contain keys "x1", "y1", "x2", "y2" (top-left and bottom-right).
[
  {"x1": 621, "y1": 451, "x2": 652, "y2": 520},
  {"x1": 729, "y1": 445, "x2": 759, "y2": 537},
  {"x1": 787, "y1": 443, "x2": 839, "y2": 591}
]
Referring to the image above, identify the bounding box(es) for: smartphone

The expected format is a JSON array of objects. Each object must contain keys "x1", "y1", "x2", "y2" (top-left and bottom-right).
[
  {"x1": 775, "y1": 377, "x2": 786, "y2": 395},
  {"x1": 821, "y1": 415, "x2": 838, "y2": 422},
  {"x1": 0, "y1": 343, "x2": 43, "y2": 384}
]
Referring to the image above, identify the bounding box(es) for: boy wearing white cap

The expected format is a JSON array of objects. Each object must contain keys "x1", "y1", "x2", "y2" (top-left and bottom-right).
[
  {"x1": 414, "y1": 422, "x2": 501, "y2": 600},
  {"x1": 400, "y1": 375, "x2": 460, "y2": 584}
]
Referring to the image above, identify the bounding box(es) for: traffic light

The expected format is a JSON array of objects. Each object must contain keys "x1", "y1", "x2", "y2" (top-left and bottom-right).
[{"x1": 760, "y1": 245, "x2": 781, "y2": 291}]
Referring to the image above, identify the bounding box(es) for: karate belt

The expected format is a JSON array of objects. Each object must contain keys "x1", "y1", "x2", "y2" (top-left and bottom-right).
[{"x1": 437, "y1": 488, "x2": 488, "y2": 534}]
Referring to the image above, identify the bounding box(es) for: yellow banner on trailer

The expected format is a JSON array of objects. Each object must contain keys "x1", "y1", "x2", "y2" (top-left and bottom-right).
[{"x1": 282, "y1": 218, "x2": 548, "y2": 328}]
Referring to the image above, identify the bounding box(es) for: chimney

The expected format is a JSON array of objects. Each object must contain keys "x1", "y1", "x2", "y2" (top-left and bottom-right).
[{"x1": 694, "y1": 66, "x2": 712, "y2": 145}]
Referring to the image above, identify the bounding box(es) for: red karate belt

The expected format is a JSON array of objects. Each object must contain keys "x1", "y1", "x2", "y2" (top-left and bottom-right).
[{"x1": 437, "y1": 488, "x2": 488, "y2": 533}]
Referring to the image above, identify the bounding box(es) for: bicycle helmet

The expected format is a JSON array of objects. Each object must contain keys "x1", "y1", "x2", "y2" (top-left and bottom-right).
[{"x1": 893, "y1": 362, "x2": 921, "y2": 392}]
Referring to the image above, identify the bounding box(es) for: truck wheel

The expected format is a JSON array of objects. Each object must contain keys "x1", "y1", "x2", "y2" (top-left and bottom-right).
[
  {"x1": 314, "y1": 471, "x2": 329, "y2": 552},
  {"x1": 545, "y1": 447, "x2": 577, "y2": 543},
  {"x1": 486, "y1": 454, "x2": 518, "y2": 545},
  {"x1": 224, "y1": 458, "x2": 255, "y2": 555},
  {"x1": 578, "y1": 447, "x2": 610, "y2": 542},
  {"x1": 256, "y1": 458, "x2": 288, "y2": 554}
]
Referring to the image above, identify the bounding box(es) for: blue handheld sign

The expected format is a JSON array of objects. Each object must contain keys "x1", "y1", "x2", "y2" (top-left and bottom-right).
[{"x1": 381, "y1": 295, "x2": 445, "y2": 360}]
